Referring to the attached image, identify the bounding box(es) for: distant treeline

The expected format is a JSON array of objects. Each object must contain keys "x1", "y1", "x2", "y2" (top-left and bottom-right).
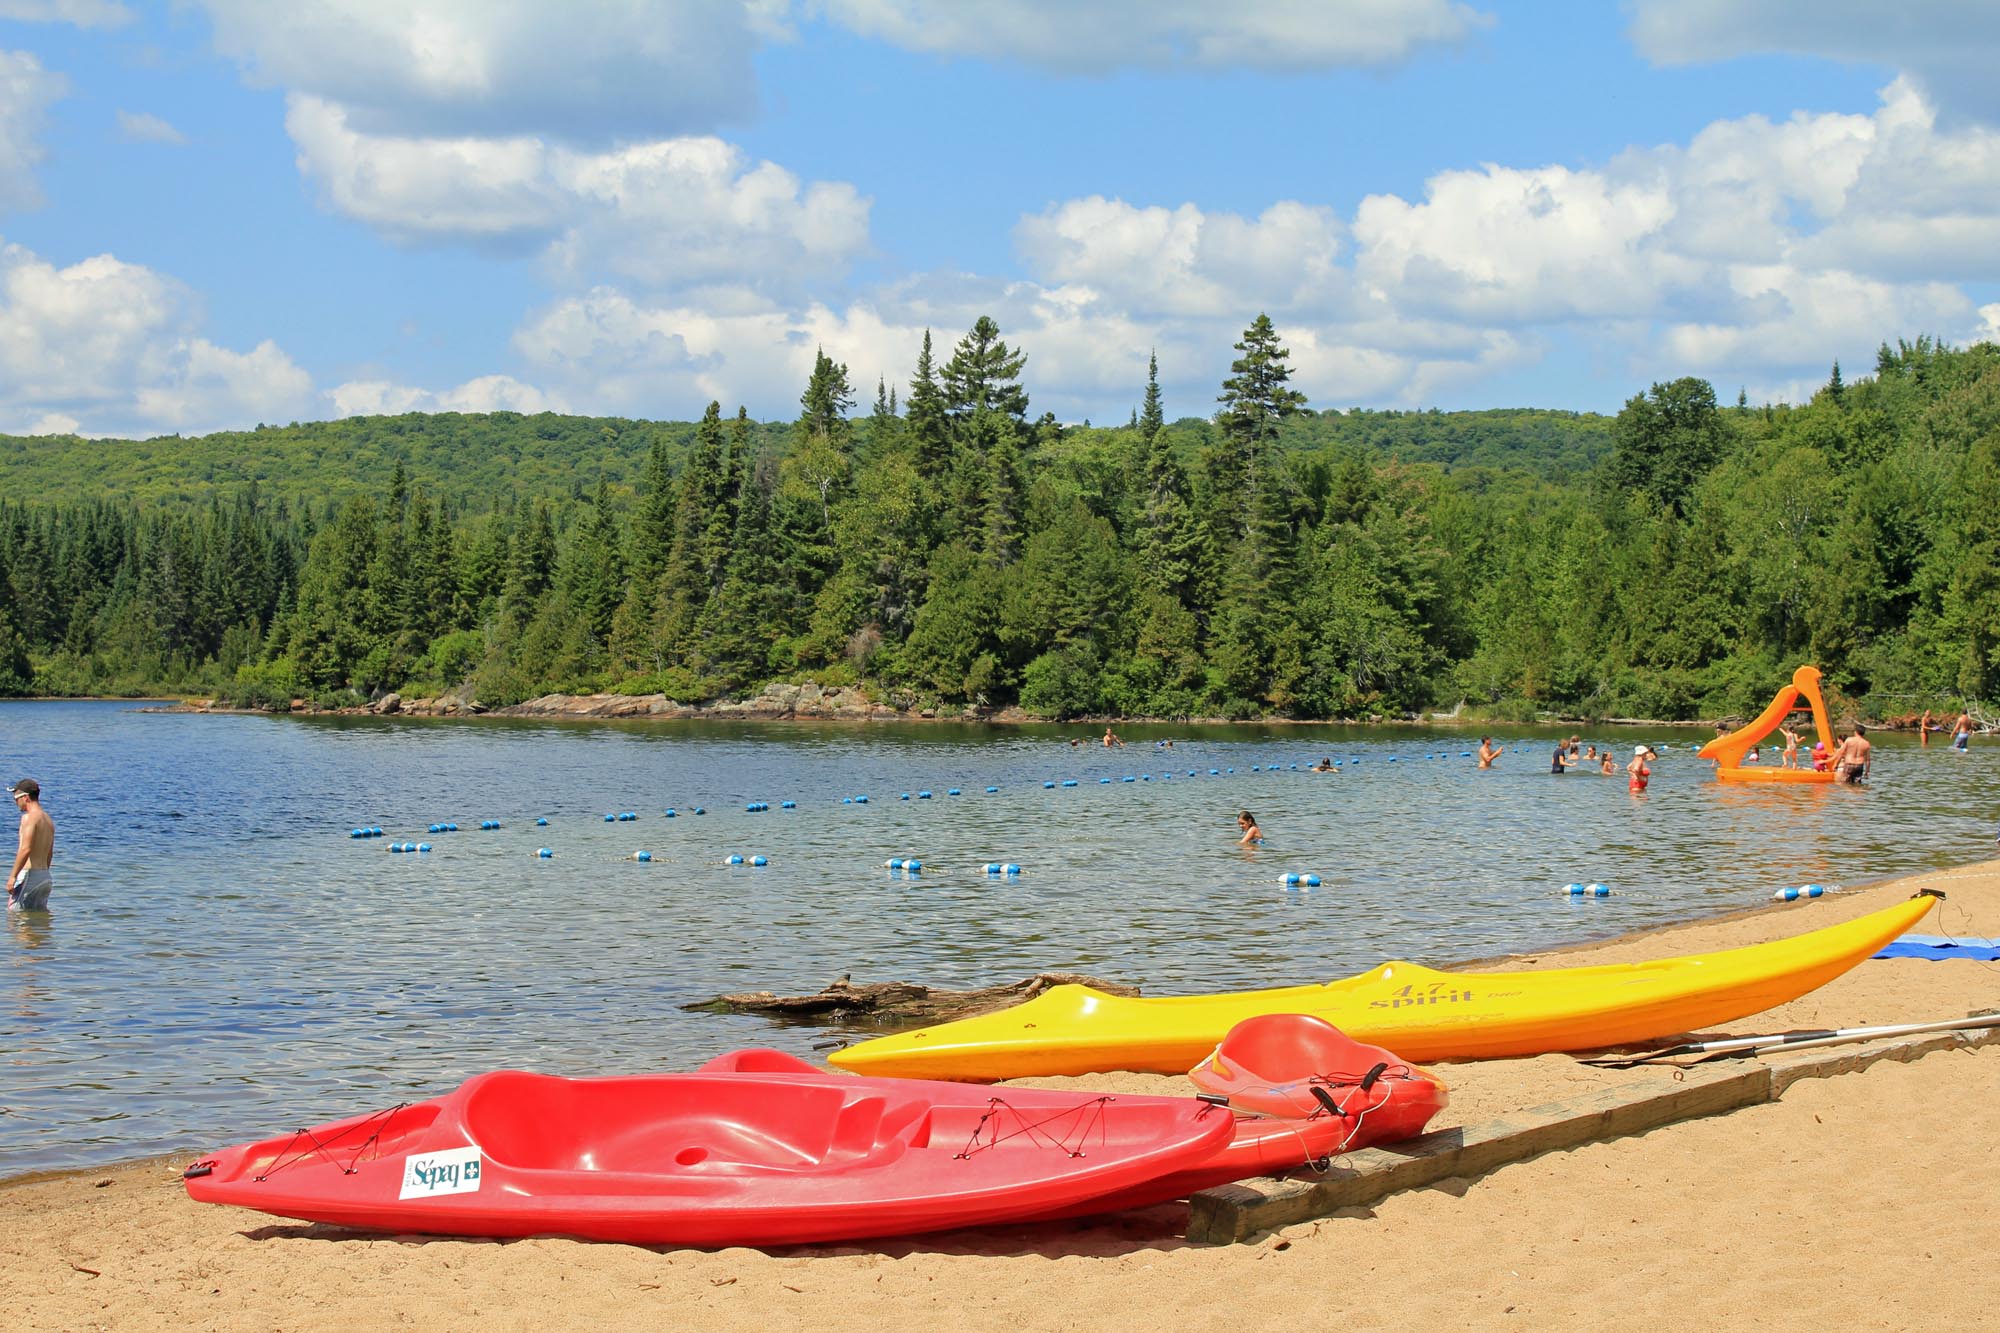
[{"x1": 0, "y1": 318, "x2": 1993, "y2": 722}]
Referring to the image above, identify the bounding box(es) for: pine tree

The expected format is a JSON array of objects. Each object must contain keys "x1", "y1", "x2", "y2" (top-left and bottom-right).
[
  {"x1": 1139, "y1": 350, "x2": 1165, "y2": 445},
  {"x1": 905, "y1": 331, "x2": 951, "y2": 487},
  {"x1": 941, "y1": 316, "x2": 1029, "y2": 422}
]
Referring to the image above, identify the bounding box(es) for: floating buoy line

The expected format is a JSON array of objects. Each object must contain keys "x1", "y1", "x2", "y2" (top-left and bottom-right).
[{"x1": 351, "y1": 741, "x2": 1716, "y2": 896}]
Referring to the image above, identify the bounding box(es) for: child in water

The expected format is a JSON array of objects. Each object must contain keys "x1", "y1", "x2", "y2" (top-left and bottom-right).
[{"x1": 1236, "y1": 810, "x2": 1263, "y2": 845}]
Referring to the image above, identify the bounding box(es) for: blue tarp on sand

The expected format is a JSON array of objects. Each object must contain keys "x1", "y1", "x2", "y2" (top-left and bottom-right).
[{"x1": 1874, "y1": 934, "x2": 2000, "y2": 961}]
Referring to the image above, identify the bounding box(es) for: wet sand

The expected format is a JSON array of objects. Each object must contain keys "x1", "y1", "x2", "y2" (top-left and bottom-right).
[{"x1": 6, "y1": 859, "x2": 1997, "y2": 1331}]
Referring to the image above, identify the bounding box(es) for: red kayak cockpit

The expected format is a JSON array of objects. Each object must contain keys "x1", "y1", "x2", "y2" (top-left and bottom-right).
[{"x1": 1189, "y1": 1013, "x2": 1449, "y2": 1138}]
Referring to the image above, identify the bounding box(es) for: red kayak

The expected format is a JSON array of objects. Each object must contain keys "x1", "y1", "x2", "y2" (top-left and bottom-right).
[
  {"x1": 1187, "y1": 1013, "x2": 1449, "y2": 1144},
  {"x1": 182, "y1": 1066, "x2": 1233, "y2": 1247},
  {"x1": 696, "y1": 1049, "x2": 1361, "y2": 1218}
]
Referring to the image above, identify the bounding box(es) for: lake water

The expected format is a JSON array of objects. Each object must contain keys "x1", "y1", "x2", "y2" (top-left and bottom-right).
[{"x1": 3, "y1": 700, "x2": 1995, "y2": 1177}]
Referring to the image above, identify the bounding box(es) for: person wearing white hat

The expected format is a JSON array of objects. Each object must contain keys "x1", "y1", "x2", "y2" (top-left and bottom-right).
[{"x1": 1626, "y1": 745, "x2": 1656, "y2": 793}]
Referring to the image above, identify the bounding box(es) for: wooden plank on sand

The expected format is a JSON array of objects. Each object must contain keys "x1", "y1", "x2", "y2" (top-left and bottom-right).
[{"x1": 1187, "y1": 1025, "x2": 2000, "y2": 1246}]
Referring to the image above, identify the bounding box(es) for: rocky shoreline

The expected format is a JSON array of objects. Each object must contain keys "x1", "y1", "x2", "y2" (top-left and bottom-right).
[
  {"x1": 145, "y1": 684, "x2": 1963, "y2": 731},
  {"x1": 161, "y1": 681, "x2": 1038, "y2": 724}
]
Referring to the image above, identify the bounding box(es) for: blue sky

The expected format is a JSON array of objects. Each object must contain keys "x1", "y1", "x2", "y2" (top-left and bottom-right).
[{"x1": 1, "y1": 1, "x2": 1996, "y2": 437}]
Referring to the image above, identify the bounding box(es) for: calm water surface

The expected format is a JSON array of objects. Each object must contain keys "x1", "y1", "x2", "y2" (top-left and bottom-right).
[{"x1": 3, "y1": 701, "x2": 1995, "y2": 1176}]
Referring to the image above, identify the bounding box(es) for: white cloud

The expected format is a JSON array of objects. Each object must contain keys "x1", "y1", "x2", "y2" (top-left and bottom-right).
[
  {"x1": 286, "y1": 94, "x2": 871, "y2": 289},
  {"x1": 0, "y1": 240, "x2": 313, "y2": 436},
  {"x1": 133, "y1": 337, "x2": 315, "y2": 432},
  {"x1": 326, "y1": 373, "x2": 560, "y2": 419},
  {"x1": 1657, "y1": 264, "x2": 1971, "y2": 375},
  {"x1": 115, "y1": 110, "x2": 187, "y2": 145},
  {"x1": 24, "y1": 409, "x2": 77, "y2": 434},
  {"x1": 1627, "y1": 0, "x2": 2000, "y2": 126},
  {"x1": 0, "y1": 1, "x2": 130, "y2": 27},
  {"x1": 0, "y1": 48, "x2": 65, "y2": 212},
  {"x1": 197, "y1": 0, "x2": 761, "y2": 142},
  {"x1": 501, "y1": 72, "x2": 2000, "y2": 421},
  {"x1": 818, "y1": 0, "x2": 1492, "y2": 71},
  {"x1": 1015, "y1": 197, "x2": 1350, "y2": 320},
  {"x1": 1352, "y1": 163, "x2": 1705, "y2": 323}
]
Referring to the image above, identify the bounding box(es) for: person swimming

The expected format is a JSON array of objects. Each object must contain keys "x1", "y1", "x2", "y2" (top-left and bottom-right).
[{"x1": 1236, "y1": 810, "x2": 1263, "y2": 845}]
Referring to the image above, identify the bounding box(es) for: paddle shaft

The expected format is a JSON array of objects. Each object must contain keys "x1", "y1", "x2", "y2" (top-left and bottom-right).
[
  {"x1": 1702, "y1": 1013, "x2": 2000, "y2": 1061},
  {"x1": 1591, "y1": 1012, "x2": 2000, "y2": 1066}
]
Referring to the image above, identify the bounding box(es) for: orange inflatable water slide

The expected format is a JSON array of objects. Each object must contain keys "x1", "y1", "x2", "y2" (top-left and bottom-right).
[{"x1": 1697, "y1": 664, "x2": 1838, "y2": 784}]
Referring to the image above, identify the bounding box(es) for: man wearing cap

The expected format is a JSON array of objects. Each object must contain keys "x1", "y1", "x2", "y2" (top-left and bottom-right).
[{"x1": 8, "y1": 778, "x2": 54, "y2": 911}]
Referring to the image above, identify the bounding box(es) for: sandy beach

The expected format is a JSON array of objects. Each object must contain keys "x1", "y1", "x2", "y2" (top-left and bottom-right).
[{"x1": 6, "y1": 859, "x2": 1998, "y2": 1332}]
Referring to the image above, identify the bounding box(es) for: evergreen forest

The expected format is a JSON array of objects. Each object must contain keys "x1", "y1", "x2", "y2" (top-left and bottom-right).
[{"x1": 1, "y1": 315, "x2": 1995, "y2": 724}]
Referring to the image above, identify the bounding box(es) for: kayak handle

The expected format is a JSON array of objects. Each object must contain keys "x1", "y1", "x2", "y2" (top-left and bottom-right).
[
  {"x1": 1358, "y1": 1061, "x2": 1389, "y2": 1092},
  {"x1": 1310, "y1": 1086, "x2": 1349, "y2": 1118},
  {"x1": 1195, "y1": 1093, "x2": 1230, "y2": 1108},
  {"x1": 183, "y1": 1160, "x2": 216, "y2": 1179}
]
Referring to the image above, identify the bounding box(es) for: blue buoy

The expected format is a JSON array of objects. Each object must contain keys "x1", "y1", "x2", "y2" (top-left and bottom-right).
[
  {"x1": 1062, "y1": 780, "x2": 1078, "y2": 787},
  {"x1": 1773, "y1": 884, "x2": 1826, "y2": 901},
  {"x1": 664, "y1": 809, "x2": 677, "y2": 817},
  {"x1": 604, "y1": 814, "x2": 616, "y2": 822},
  {"x1": 1043, "y1": 781, "x2": 1056, "y2": 788},
  {"x1": 1281, "y1": 872, "x2": 1301, "y2": 885},
  {"x1": 984, "y1": 862, "x2": 1003, "y2": 874},
  {"x1": 781, "y1": 800, "x2": 796, "y2": 809},
  {"x1": 447, "y1": 822, "x2": 459, "y2": 831},
  {"x1": 853, "y1": 796, "x2": 867, "y2": 804},
  {"x1": 1100, "y1": 778, "x2": 1112, "y2": 784},
  {"x1": 726, "y1": 854, "x2": 745, "y2": 865},
  {"x1": 1251, "y1": 765, "x2": 1261, "y2": 772},
  {"x1": 417, "y1": 843, "x2": 431, "y2": 853},
  {"x1": 1304, "y1": 874, "x2": 1321, "y2": 887},
  {"x1": 843, "y1": 797, "x2": 853, "y2": 804},
  {"x1": 388, "y1": 843, "x2": 404, "y2": 853},
  {"x1": 1563, "y1": 882, "x2": 1612, "y2": 897},
  {"x1": 751, "y1": 855, "x2": 768, "y2": 867},
  {"x1": 350, "y1": 828, "x2": 364, "y2": 838},
  {"x1": 1003, "y1": 863, "x2": 1022, "y2": 876},
  {"x1": 636, "y1": 850, "x2": 652, "y2": 862},
  {"x1": 1210, "y1": 769, "x2": 1220, "y2": 775},
  {"x1": 536, "y1": 817, "x2": 548, "y2": 825},
  {"x1": 903, "y1": 859, "x2": 921, "y2": 872},
  {"x1": 692, "y1": 807, "x2": 706, "y2": 815},
  {"x1": 1122, "y1": 776, "x2": 1135, "y2": 782},
  {"x1": 885, "y1": 858, "x2": 905, "y2": 870},
  {"x1": 918, "y1": 791, "x2": 932, "y2": 799},
  {"x1": 984, "y1": 786, "x2": 997, "y2": 793},
  {"x1": 900, "y1": 792, "x2": 910, "y2": 801},
  {"x1": 748, "y1": 803, "x2": 761, "y2": 812},
  {"x1": 537, "y1": 847, "x2": 553, "y2": 858}
]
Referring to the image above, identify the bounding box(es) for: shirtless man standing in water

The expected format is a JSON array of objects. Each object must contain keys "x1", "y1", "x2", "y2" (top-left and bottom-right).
[
  {"x1": 1835, "y1": 726, "x2": 1872, "y2": 784},
  {"x1": 1478, "y1": 737, "x2": 1503, "y2": 768},
  {"x1": 8, "y1": 778, "x2": 54, "y2": 911}
]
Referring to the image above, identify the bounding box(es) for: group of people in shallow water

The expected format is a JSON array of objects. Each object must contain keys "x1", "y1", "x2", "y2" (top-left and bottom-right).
[
  {"x1": 1551, "y1": 737, "x2": 1661, "y2": 790},
  {"x1": 1476, "y1": 736, "x2": 1658, "y2": 790},
  {"x1": 1086, "y1": 707, "x2": 1979, "y2": 848},
  {"x1": 1918, "y1": 709, "x2": 1978, "y2": 752}
]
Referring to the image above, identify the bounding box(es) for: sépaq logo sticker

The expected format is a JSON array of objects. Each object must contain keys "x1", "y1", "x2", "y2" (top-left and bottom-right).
[{"x1": 398, "y1": 1146, "x2": 484, "y2": 1200}]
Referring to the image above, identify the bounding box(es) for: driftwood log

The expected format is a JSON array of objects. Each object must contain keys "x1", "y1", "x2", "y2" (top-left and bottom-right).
[{"x1": 683, "y1": 971, "x2": 1139, "y2": 1026}]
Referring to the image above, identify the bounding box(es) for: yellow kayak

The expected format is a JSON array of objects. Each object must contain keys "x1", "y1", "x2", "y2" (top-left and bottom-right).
[{"x1": 829, "y1": 893, "x2": 1938, "y2": 1079}]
